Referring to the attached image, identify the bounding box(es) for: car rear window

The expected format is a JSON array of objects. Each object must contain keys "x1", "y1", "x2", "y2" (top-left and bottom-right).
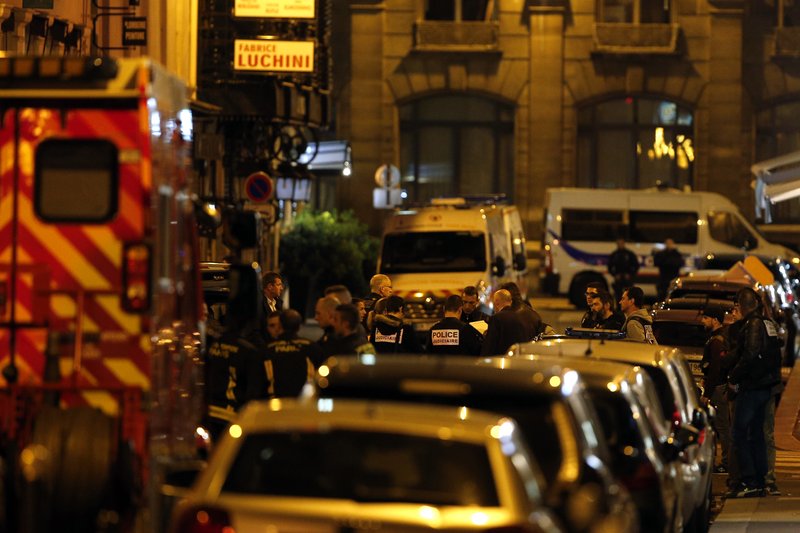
[
  {"x1": 319, "y1": 385, "x2": 571, "y2": 487},
  {"x1": 222, "y1": 430, "x2": 499, "y2": 506},
  {"x1": 651, "y1": 321, "x2": 707, "y2": 348}
]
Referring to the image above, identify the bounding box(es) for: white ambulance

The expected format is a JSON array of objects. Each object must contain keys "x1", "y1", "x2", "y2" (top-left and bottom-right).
[
  {"x1": 542, "y1": 187, "x2": 797, "y2": 306},
  {"x1": 378, "y1": 196, "x2": 528, "y2": 333}
]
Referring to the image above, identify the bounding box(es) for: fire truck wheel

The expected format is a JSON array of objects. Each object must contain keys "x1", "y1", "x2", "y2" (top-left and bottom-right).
[
  {"x1": 53, "y1": 407, "x2": 114, "y2": 528},
  {"x1": 30, "y1": 407, "x2": 64, "y2": 502}
]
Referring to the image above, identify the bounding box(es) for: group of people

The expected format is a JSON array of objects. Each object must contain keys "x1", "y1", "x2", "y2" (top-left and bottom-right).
[
  {"x1": 699, "y1": 287, "x2": 783, "y2": 498},
  {"x1": 580, "y1": 282, "x2": 658, "y2": 344}
]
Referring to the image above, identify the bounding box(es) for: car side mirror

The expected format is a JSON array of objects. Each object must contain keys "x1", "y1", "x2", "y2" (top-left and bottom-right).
[
  {"x1": 492, "y1": 256, "x2": 506, "y2": 277},
  {"x1": 662, "y1": 423, "x2": 700, "y2": 461},
  {"x1": 691, "y1": 408, "x2": 707, "y2": 431}
]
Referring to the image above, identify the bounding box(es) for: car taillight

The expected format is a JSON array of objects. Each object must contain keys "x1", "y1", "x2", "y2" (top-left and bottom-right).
[
  {"x1": 173, "y1": 505, "x2": 234, "y2": 533},
  {"x1": 621, "y1": 460, "x2": 660, "y2": 491},
  {"x1": 672, "y1": 405, "x2": 682, "y2": 426},
  {"x1": 122, "y1": 242, "x2": 151, "y2": 313}
]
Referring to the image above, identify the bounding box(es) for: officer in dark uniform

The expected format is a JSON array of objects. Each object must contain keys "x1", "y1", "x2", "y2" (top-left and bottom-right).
[
  {"x1": 205, "y1": 264, "x2": 268, "y2": 441},
  {"x1": 608, "y1": 238, "x2": 639, "y2": 301},
  {"x1": 263, "y1": 309, "x2": 320, "y2": 397},
  {"x1": 428, "y1": 295, "x2": 483, "y2": 356},
  {"x1": 371, "y1": 295, "x2": 423, "y2": 353}
]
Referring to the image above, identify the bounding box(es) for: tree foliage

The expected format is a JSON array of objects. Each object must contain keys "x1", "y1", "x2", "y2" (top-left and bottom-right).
[{"x1": 279, "y1": 210, "x2": 379, "y2": 306}]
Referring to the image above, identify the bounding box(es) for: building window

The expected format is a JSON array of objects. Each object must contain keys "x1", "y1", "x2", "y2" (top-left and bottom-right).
[
  {"x1": 425, "y1": 0, "x2": 491, "y2": 21},
  {"x1": 598, "y1": 0, "x2": 671, "y2": 23},
  {"x1": 577, "y1": 96, "x2": 694, "y2": 190},
  {"x1": 778, "y1": 0, "x2": 800, "y2": 27},
  {"x1": 400, "y1": 94, "x2": 514, "y2": 202},
  {"x1": 756, "y1": 101, "x2": 800, "y2": 223}
]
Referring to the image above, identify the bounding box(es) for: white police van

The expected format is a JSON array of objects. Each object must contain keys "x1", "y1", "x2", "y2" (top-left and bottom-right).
[
  {"x1": 378, "y1": 196, "x2": 527, "y2": 333},
  {"x1": 542, "y1": 186, "x2": 797, "y2": 305}
]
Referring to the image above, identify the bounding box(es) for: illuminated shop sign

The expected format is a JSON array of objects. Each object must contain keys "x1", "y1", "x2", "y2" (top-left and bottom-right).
[
  {"x1": 234, "y1": 40, "x2": 314, "y2": 72},
  {"x1": 234, "y1": 0, "x2": 316, "y2": 19}
]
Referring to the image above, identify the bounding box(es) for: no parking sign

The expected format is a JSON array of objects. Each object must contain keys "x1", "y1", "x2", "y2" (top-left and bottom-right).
[{"x1": 244, "y1": 172, "x2": 274, "y2": 203}]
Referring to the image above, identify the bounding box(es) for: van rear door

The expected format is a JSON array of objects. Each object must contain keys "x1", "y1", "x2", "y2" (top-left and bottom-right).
[{"x1": 0, "y1": 104, "x2": 147, "y2": 395}]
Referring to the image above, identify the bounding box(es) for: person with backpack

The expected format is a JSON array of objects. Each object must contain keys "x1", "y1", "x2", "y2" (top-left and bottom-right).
[
  {"x1": 727, "y1": 287, "x2": 782, "y2": 498},
  {"x1": 700, "y1": 307, "x2": 731, "y2": 474},
  {"x1": 619, "y1": 286, "x2": 657, "y2": 343}
]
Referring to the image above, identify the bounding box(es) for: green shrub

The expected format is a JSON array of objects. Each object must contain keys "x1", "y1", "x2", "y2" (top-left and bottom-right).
[{"x1": 280, "y1": 210, "x2": 379, "y2": 315}]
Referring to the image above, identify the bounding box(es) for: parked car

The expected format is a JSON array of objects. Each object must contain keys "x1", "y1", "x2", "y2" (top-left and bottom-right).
[
  {"x1": 172, "y1": 397, "x2": 564, "y2": 533},
  {"x1": 314, "y1": 354, "x2": 639, "y2": 533},
  {"x1": 651, "y1": 299, "x2": 734, "y2": 386},
  {"x1": 495, "y1": 355, "x2": 691, "y2": 533},
  {"x1": 660, "y1": 267, "x2": 797, "y2": 366},
  {"x1": 509, "y1": 338, "x2": 714, "y2": 533},
  {"x1": 700, "y1": 253, "x2": 800, "y2": 364}
]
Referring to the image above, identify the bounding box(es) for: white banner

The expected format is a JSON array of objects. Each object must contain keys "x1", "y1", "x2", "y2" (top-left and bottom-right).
[
  {"x1": 234, "y1": 40, "x2": 314, "y2": 72},
  {"x1": 234, "y1": 0, "x2": 316, "y2": 18}
]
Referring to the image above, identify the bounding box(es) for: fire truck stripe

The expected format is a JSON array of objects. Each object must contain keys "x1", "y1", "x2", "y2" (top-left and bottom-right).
[
  {"x1": 54, "y1": 227, "x2": 121, "y2": 287},
  {"x1": 79, "y1": 391, "x2": 119, "y2": 416},
  {"x1": 16, "y1": 226, "x2": 126, "y2": 332},
  {"x1": 18, "y1": 203, "x2": 111, "y2": 289},
  {"x1": 104, "y1": 359, "x2": 149, "y2": 389}
]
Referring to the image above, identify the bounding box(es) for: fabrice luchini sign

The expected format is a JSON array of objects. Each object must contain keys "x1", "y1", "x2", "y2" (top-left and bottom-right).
[
  {"x1": 234, "y1": 0, "x2": 316, "y2": 18},
  {"x1": 234, "y1": 40, "x2": 315, "y2": 72}
]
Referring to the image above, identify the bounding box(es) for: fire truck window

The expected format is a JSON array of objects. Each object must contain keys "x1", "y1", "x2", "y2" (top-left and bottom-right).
[{"x1": 34, "y1": 139, "x2": 118, "y2": 222}]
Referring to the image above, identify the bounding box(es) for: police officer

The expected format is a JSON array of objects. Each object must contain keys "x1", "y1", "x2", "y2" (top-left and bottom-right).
[
  {"x1": 608, "y1": 238, "x2": 639, "y2": 301},
  {"x1": 371, "y1": 295, "x2": 423, "y2": 353},
  {"x1": 263, "y1": 309, "x2": 320, "y2": 397},
  {"x1": 428, "y1": 295, "x2": 483, "y2": 356}
]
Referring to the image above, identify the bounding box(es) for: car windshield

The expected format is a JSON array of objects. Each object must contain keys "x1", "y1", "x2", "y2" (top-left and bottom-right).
[
  {"x1": 652, "y1": 321, "x2": 708, "y2": 348},
  {"x1": 380, "y1": 231, "x2": 487, "y2": 273},
  {"x1": 667, "y1": 288, "x2": 736, "y2": 301},
  {"x1": 222, "y1": 430, "x2": 499, "y2": 506}
]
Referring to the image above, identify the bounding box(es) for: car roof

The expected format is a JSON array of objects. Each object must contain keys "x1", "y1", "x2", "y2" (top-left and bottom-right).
[
  {"x1": 659, "y1": 297, "x2": 733, "y2": 311},
  {"x1": 510, "y1": 338, "x2": 681, "y2": 368},
  {"x1": 652, "y1": 308, "x2": 706, "y2": 323},
  {"x1": 318, "y1": 354, "x2": 579, "y2": 398},
  {"x1": 494, "y1": 355, "x2": 639, "y2": 390},
  {"x1": 235, "y1": 397, "x2": 511, "y2": 442}
]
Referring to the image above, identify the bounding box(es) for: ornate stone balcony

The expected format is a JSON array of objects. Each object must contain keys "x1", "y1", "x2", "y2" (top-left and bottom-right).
[
  {"x1": 413, "y1": 20, "x2": 499, "y2": 52},
  {"x1": 593, "y1": 23, "x2": 680, "y2": 55}
]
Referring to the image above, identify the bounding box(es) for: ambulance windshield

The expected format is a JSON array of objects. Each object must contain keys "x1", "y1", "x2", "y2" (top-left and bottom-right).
[{"x1": 380, "y1": 231, "x2": 486, "y2": 274}]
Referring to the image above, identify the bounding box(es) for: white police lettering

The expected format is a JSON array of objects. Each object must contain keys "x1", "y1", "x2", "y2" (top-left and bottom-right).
[
  {"x1": 431, "y1": 329, "x2": 459, "y2": 345},
  {"x1": 764, "y1": 320, "x2": 778, "y2": 337},
  {"x1": 374, "y1": 331, "x2": 399, "y2": 344}
]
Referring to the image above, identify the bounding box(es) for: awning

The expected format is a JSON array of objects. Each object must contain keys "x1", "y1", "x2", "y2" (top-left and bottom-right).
[{"x1": 751, "y1": 150, "x2": 800, "y2": 222}]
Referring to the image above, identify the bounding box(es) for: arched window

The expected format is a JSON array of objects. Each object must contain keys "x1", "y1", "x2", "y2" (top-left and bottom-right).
[
  {"x1": 399, "y1": 94, "x2": 514, "y2": 202},
  {"x1": 756, "y1": 101, "x2": 800, "y2": 222},
  {"x1": 577, "y1": 96, "x2": 694, "y2": 189}
]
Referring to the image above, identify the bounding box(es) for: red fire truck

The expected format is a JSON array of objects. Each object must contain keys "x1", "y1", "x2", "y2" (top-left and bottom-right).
[{"x1": 0, "y1": 56, "x2": 205, "y2": 532}]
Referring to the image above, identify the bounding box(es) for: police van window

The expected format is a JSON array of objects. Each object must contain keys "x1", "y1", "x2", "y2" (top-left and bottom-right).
[
  {"x1": 707, "y1": 211, "x2": 758, "y2": 250},
  {"x1": 629, "y1": 210, "x2": 698, "y2": 244},
  {"x1": 561, "y1": 209, "x2": 625, "y2": 242},
  {"x1": 35, "y1": 139, "x2": 118, "y2": 223}
]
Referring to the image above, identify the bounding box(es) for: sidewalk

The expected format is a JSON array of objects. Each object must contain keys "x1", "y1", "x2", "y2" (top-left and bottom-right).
[{"x1": 709, "y1": 358, "x2": 800, "y2": 532}]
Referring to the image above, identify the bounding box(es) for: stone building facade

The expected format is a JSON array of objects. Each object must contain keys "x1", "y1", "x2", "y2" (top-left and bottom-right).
[{"x1": 333, "y1": 0, "x2": 800, "y2": 247}]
